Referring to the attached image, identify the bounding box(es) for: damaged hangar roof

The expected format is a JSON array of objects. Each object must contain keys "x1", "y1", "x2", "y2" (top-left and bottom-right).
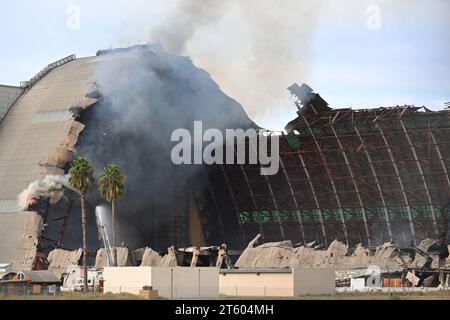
[
  {"x1": 0, "y1": 53, "x2": 110, "y2": 267},
  {"x1": 0, "y1": 45, "x2": 256, "y2": 266}
]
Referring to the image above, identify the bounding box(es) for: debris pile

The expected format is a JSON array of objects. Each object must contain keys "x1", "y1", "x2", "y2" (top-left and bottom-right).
[
  {"x1": 139, "y1": 246, "x2": 177, "y2": 267},
  {"x1": 94, "y1": 247, "x2": 133, "y2": 268},
  {"x1": 235, "y1": 234, "x2": 425, "y2": 272},
  {"x1": 47, "y1": 248, "x2": 82, "y2": 278}
]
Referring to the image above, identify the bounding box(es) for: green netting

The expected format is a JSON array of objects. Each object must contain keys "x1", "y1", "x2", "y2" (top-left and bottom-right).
[
  {"x1": 239, "y1": 204, "x2": 441, "y2": 224},
  {"x1": 411, "y1": 206, "x2": 420, "y2": 219},
  {"x1": 343, "y1": 208, "x2": 352, "y2": 221},
  {"x1": 376, "y1": 207, "x2": 385, "y2": 217},
  {"x1": 321, "y1": 209, "x2": 331, "y2": 221},
  {"x1": 279, "y1": 210, "x2": 290, "y2": 222},
  {"x1": 422, "y1": 205, "x2": 433, "y2": 218},
  {"x1": 292, "y1": 210, "x2": 300, "y2": 222},
  {"x1": 365, "y1": 208, "x2": 374, "y2": 219},
  {"x1": 353, "y1": 208, "x2": 364, "y2": 220},
  {"x1": 240, "y1": 211, "x2": 250, "y2": 224},
  {"x1": 260, "y1": 210, "x2": 271, "y2": 223},
  {"x1": 252, "y1": 211, "x2": 260, "y2": 222},
  {"x1": 285, "y1": 131, "x2": 301, "y2": 149},
  {"x1": 300, "y1": 209, "x2": 310, "y2": 222},
  {"x1": 388, "y1": 207, "x2": 397, "y2": 220},
  {"x1": 398, "y1": 206, "x2": 409, "y2": 219}
]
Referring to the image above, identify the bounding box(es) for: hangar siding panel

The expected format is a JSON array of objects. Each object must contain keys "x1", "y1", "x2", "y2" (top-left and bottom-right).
[
  {"x1": 0, "y1": 85, "x2": 23, "y2": 121},
  {"x1": 0, "y1": 212, "x2": 43, "y2": 270},
  {"x1": 0, "y1": 57, "x2": 97, "y2": 201}
]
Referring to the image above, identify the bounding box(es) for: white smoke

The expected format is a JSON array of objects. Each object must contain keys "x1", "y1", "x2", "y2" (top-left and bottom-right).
[
  {"x1": 17, "y1": 175, "x2": 72, "y2": 211},
  {"x1": 112, "y1": 0, "x2": 423, "y2": 127}
]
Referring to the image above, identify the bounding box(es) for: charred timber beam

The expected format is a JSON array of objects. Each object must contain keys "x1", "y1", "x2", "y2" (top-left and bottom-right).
[
  {"x1": 354, "y1": 126, "x2": 393, "y2": 241},
  {"x1": 429, "y1": 131, "x2": 450, "y2": 192},
  {"x1": 399, "y1": 119, "x2": 438, "y2": 234},
  {"x1": 207, "y1": 178, "x2": 226, "y2": 242},
  {"x1": 279, "y1": 155, "x2": 306, "y2": 242},
  {"x1": 238, "y1": 164, "x2": 265, "y2": 239},
  {"x1": 297, "y1": 152, "x2": 328, "y2": 245},
  {"x1": 300, "y1": 112, "x2": 349, "y2": 245},
  {"x1": 250, "y1": 135, "x2": 285, "y2": 238},
  {"x1": 219, "y1": 165, "x2": 245, "y2": 243},
  {"x1": 262, "y1": 173, "x2": 285, "y2": 239},
  {"x1": 331, "y1": 126, "x2": 371, "y2": 246},
  {"x1": 56, "y1": 200, "x2": 74, "y2": 247},
  {"x1": 377, "y1": 124, "x2": 416, "y2": 245},
  {"x1": 299, "y1": 127, "x2": 450, "y2": 141}
]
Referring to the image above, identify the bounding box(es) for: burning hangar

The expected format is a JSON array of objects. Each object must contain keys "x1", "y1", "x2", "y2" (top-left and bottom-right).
[{"x1": 0, "y1": 44, "x2": 449, "y2": 271}]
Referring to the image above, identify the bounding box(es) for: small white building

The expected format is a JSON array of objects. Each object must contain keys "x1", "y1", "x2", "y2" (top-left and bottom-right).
[
  {"x1": 219, "y1": 268, "x2": 335, "y2": 297},
  {"x1": 103, "y1": 266, "x2": 219, "y2": 299}
]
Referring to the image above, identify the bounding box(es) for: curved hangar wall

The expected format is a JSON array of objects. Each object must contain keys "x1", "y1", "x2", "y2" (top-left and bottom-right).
[{"x1": 0, "y1": 55, "x2": 99, "y2": 269}]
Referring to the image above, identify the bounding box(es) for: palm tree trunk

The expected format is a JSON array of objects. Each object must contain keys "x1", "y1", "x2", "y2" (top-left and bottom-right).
[
  {"x1": 81, "y1": 194, "x2": 88, "y2": 293},
  {"x1": 112, "y1": 199, "x2": 117, "y2": 267}
]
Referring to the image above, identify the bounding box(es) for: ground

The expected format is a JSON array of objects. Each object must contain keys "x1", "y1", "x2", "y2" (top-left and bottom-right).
[{"x1": 1, "y1": 291, "x2": 450, "y2": 300}]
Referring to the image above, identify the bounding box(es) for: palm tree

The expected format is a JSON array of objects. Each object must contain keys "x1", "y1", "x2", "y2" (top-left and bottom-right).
[
  {"x1": 98, "y1": 164, "x2": 126, "y2": 267},
  {"x1": 69, "y1": 157, "x2": 94, "y2": 293}
]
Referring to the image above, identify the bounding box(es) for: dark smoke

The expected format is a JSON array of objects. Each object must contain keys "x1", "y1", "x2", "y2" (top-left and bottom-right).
[{"x1": 63, "y1": 47, "x2": 256, "y2": 251}]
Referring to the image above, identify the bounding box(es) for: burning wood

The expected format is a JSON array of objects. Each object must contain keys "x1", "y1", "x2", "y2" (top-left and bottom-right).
[{"x1": 17, "y1": 174, "x2": 72, "y2": 211}]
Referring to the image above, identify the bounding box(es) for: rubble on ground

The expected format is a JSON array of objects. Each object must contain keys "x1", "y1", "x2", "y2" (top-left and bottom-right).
[
  {"x1": 94, "y1": 247, "x2": 133, "y2": 268},
  {"x1": 47, "y1": 248, "x2": 82, "y2": 278},
  {"x1": 140, "y1": 247, "x2": 163, "y2": 266},
  {"x1": 158, "y1": 246, "x2": 178, "y2": 267},
  {"x1": 235, "y1": 234, "x2": 443, "y2": 273}
]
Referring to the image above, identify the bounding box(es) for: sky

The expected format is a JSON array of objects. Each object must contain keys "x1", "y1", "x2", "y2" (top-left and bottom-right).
[{"x1": 0, "y1": 0, "x2": 449, "y2": 130}]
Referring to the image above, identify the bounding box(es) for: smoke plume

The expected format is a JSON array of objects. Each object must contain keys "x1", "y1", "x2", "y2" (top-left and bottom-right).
[
  {"x1": 71, "y1": 47, "x2": 256, "y2": 250},
  {"x1": 17, "y1": 174, "x2": 71, "y2": 211},
  {"x1": 115, "y1": 0, "x2": 422, "y2": 127}
]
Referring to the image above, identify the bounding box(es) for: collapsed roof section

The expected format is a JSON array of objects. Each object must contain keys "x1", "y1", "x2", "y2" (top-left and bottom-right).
[
  {"x1": 234, "y1": 234, "x2": 450, "y2": 274},
  {"x1": 283, "y1": 84, "x2": 450, "y2": 248},
  {"x1": 206, "y1": 83, "x2": 449, "y2": 249}
]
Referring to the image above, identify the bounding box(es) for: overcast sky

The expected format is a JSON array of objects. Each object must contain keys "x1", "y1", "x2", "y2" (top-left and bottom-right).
[{"x1": 0, "y1": 0, "x2": 449, "y2": 129}]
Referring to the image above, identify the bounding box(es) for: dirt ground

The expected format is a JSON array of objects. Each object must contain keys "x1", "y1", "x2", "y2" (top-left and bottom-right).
[{"x1": 1, "y1": 291, "x2": 450, "y2": 300}]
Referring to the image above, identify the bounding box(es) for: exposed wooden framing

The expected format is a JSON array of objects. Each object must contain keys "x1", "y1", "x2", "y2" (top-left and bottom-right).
[
  {"x1": 331, "y1": 126, "x2": 371, "y2": 246},
  {"x1": 376, "y1": 124, "x2": 416, "y2": 245},
  {"x1": 296, "y1": 152, "x2": 328, "y2": 246},
  {"x1": 219, "y1": 164, "x2": 245, "y2": 242},
  {"x1": 262, "y1": 173, "x2": 285, "y2": 239},
  {"x1": 399, "y1": 119, "x2": 438, "y2": 234},
  {"x1": 354, "y1": 126, "x2": 393, "y2": 241},
  {"x1": 279, "y1": 155, "x2": 306, "y2": 242},
  {"x1": 251, "y1": 134, "x2": 285, "y2": 238},
  {"x1": 238, "y1": 164, "x2": 265, "y2": 238},
  {"x1": 300, "y1": 112, "x2": 349, "y2": 245},
  {"x1": 429, "y1": 131, "x2": 450, "y2": 192},
  {"x1": 207, "y1": 177, "x2": 226, "y2": 242}
]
